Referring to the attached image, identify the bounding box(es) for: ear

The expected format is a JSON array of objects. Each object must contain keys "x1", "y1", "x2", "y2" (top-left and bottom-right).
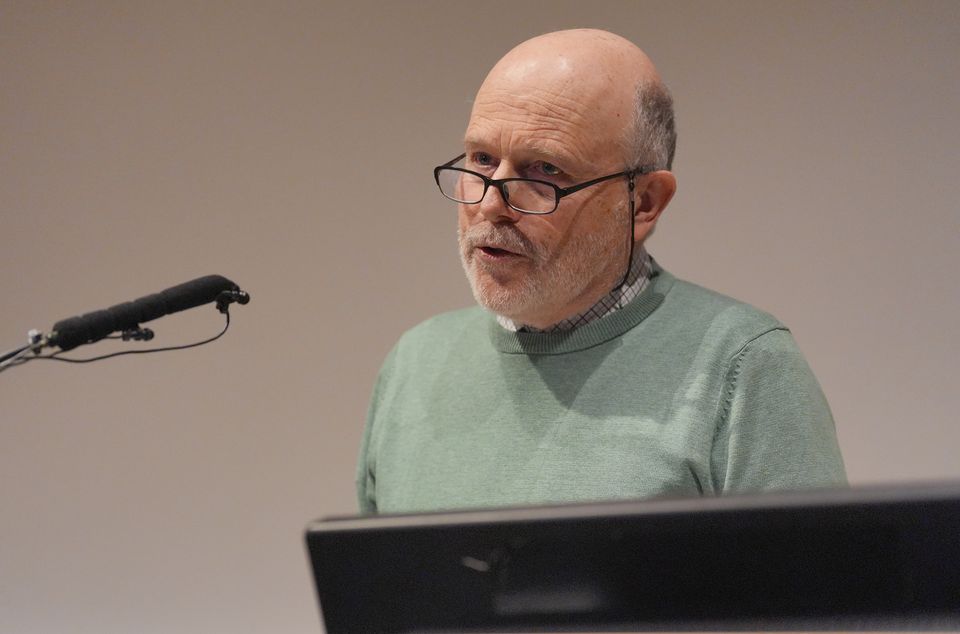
[{"x1": 632, "y1": 170, "x2": 677, "y2": 243}]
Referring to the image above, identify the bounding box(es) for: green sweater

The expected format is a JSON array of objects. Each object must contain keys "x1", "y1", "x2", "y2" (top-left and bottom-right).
[{"x1": 358, "y1": 268, "x2": 846, "y2": 514}]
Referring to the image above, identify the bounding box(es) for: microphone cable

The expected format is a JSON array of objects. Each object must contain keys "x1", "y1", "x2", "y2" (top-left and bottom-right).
[
  {"x1": 28, "y1": 312, "x2": 230, "y2": 367},
  {"x1": 0, "y1": 312, "x2": 231, "y2": 373}
]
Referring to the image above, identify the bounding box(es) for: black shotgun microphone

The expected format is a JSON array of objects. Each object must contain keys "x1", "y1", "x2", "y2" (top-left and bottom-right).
[{"x1": 48, "y1": 275, "x2": 245, "y2": 352}]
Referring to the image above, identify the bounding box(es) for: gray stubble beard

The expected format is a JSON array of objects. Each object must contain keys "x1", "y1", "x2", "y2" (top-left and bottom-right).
[{"x1": 457, "y1": 203, "x2": 629, "y2": 325}]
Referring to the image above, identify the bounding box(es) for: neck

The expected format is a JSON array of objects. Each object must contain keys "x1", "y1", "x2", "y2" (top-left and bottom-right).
[{"x1": 497, "y1": 244, "x2": 651, "y2": 333}]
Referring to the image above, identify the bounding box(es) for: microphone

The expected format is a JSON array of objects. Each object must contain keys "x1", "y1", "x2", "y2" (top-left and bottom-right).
[{"x1": 48, "y1": 275, "x2": 247, "y2": 352}]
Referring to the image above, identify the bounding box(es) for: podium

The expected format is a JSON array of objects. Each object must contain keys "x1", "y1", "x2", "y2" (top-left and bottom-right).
[{"x1": 305, "y1": 483, "x2": 960, "y2": 633}]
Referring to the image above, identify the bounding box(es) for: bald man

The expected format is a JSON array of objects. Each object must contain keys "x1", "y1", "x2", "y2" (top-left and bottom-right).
[{"x1": 357, "y1": 30, "x2": 845, "y2": 514}]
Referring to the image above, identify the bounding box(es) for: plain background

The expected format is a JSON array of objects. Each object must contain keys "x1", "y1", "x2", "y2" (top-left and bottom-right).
[{"x1": 1, "y1": 1, "x2": 958, "y2": 633}]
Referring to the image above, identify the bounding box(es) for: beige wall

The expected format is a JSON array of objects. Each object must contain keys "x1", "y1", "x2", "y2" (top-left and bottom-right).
[{"x1": 1, "y1": 1, "x2": 958, "y2": 632}]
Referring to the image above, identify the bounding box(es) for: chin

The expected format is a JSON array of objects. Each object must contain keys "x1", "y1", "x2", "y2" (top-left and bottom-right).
[{"x1": 472, "y1": 277, "x2": 548, "y2": 325}]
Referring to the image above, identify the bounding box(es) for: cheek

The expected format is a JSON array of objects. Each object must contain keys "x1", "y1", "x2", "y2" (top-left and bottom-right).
[
  {"x1": 544, "y1": 203, "x2": 595, "y2": 249},
  {"x1": 572, "y1": 191, "x2": 624, "y2": 235},
  {"x1": 457, "y1": 204, "x2": 474, "y2": 232},
  {"x1": 520, "y1": 215, "x2": 567, "y2": 253}
]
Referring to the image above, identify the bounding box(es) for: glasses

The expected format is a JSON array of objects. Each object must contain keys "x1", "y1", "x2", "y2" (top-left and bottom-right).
[{"x1": 433, "y1": 153, "x2": 652, "y2": 215}]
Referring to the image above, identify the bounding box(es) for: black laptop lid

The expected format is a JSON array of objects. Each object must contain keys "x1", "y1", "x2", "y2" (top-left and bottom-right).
[{"x1": 305, "y1": 483, "x2": 960, "y2": 633}]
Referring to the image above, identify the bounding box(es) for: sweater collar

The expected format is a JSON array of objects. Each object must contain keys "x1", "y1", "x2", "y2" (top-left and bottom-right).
[{"x1": 488, "y1": 264, "x2": 675, "y2": 355}]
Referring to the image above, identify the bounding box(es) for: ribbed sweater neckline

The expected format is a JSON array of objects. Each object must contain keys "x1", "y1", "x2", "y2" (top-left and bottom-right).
[{"x1": 488, "y1": 267, "x2": 675, "y2": 355}]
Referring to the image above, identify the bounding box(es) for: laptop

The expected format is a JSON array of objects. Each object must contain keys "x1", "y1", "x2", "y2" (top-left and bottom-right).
[{"x1": 305, "y1": 482, "x2": 960, "y2": 633}]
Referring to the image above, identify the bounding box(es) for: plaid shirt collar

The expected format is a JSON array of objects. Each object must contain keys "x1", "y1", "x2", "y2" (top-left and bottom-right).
[{"x1": 496, "y1": 245, "x2": 654, "y2": 333}]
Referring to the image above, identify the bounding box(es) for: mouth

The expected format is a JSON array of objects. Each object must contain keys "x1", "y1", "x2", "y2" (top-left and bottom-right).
[{"x1": 477, "y1": 245, "x2": 523, "y2": 259}]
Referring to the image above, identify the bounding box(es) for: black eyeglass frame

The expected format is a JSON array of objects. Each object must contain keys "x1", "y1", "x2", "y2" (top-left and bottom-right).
[{"x1": 433, "y1": 153, "x2": 654, "y2": 215}]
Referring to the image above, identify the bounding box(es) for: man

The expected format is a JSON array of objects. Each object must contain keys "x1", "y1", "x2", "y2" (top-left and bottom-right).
[{"x1": 357, "y1": 29, "x2": 845, "y2": 514}]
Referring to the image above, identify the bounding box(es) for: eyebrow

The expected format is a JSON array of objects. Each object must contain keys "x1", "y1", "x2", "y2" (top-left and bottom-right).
[
  {"x1": 526, "y1": 141, "x2": 572, "y2": 165},
  {"x1": 462, "y1": 137, "x2": 577, "y2": 171}
]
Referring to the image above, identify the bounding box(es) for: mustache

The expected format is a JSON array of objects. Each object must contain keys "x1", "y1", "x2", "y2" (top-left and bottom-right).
[{"x1": 460, "y1": 224, "x2": 540, "y2": 258}]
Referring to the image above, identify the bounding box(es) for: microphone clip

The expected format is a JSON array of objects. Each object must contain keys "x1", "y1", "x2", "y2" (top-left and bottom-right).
[
  {"x1": 121, "y1": 327, "x2": 155, "y2": 342},
  {"x1": 216, "y1": 289, "x2": 250, "y2": 314}
]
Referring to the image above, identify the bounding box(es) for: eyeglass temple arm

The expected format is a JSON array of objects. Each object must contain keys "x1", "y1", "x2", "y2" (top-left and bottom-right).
[
  {"x1": 558, "y1": 165, "x2": 656, "y2": 197},
  {"x1": 440, "y1": 153, "x2": 466, "y2": 168}
]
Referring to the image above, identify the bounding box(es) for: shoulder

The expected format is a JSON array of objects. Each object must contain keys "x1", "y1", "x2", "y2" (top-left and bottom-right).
[
  {"x1": 379, "y1": 306, "x2": 489, "y2": 368},
  {"x1": 370, "y1": 306, "x2": 493, "y2": 409},
  {"x1": 662, "y1": 273, "x2": 786, "y2": 337},
  {"x1": 668, "y1": 276, "x2": 782, "y2": 326},
  {"x1": 638, "y1": 271, "x2": 793, "y2": 365},
  {"x1": 397, "y1": 305, "x2": 487, "y2": 344}
]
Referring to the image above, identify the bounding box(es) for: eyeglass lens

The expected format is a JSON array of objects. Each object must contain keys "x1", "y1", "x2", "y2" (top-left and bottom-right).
[{"x1": 436, "y1": 168, "x2": 557, "y2": 214}]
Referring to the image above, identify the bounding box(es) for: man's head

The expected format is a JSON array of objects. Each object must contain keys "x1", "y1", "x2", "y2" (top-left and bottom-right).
[{"x1": 455, "y1": 29, "x2": 677, "y2": 329}]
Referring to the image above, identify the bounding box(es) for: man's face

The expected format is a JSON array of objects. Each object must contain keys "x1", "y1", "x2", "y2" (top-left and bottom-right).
[{"x1": 457, "y1": 71, "x2": 633, "y2": 329}]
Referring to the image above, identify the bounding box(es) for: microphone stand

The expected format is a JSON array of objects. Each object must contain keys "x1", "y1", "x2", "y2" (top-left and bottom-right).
[{"x1": 0, "y1": 330, "x2": 47, "y2": 371}]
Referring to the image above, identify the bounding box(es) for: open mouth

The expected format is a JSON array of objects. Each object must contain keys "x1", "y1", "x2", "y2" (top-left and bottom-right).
[{"x1": 478, "y1": 246, "x2": 521, "y2": 258}]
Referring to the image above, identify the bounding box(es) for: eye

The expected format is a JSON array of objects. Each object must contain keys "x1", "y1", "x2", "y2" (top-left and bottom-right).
[
  {"x1": 531, "y1": 161, "x2": 567, "y2": 182},
  {"x1": 467, "y1": 152, "x2": 497, "y2": 173},
  {"x1": 539, "y1": 162, "x2": 561, "y2": 176}
]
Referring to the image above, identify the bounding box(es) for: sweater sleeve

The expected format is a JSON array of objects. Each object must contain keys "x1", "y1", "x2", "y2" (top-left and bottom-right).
[
  {"x1": 710, "y1": 328, "x2": 847, "y2": 493},
  {"x1": 356, "y1": 346, "x2": 398, "y2": 514}
]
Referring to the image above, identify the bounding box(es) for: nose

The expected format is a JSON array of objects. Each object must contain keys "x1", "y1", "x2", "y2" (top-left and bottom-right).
[{"x1": 477, "y1": 170, "x2": 521, "y2": 224}]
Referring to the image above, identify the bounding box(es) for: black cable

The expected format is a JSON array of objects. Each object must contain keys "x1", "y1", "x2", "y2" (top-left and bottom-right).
[
  {"x1": 611, "y1": 169, "x2": 638, "y2": 293},
  {"x1": 0, "y1": 348, "x2": 35, "y2": 373},
  {"x1": 17, "y1": 313, "x2": 231, "y2": 366}
]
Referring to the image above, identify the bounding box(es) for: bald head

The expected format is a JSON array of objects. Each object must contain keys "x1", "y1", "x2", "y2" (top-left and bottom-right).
[
  {"x1": 472, "y1": 29, "x2": 674, "y2": 170},
  {"x1": 456, "y1": 29, "x2": 678, "y2": 328},
  {"x1": 488, "y1": 29, "x2": 661, "y2": 92}
]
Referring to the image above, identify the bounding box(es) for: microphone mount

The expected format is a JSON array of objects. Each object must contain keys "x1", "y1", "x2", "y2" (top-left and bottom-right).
[
  {"x1": 216, "y1": 289, "x2": 250, "y2": 314},
  {"x1": 121, "y1": 327, "x2": 155, "y2": 342}
]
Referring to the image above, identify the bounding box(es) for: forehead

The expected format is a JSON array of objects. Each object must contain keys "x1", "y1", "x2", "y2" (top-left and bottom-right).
[{"x1": 464, "y1": 74, "x2": 626, "y2": 168}]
